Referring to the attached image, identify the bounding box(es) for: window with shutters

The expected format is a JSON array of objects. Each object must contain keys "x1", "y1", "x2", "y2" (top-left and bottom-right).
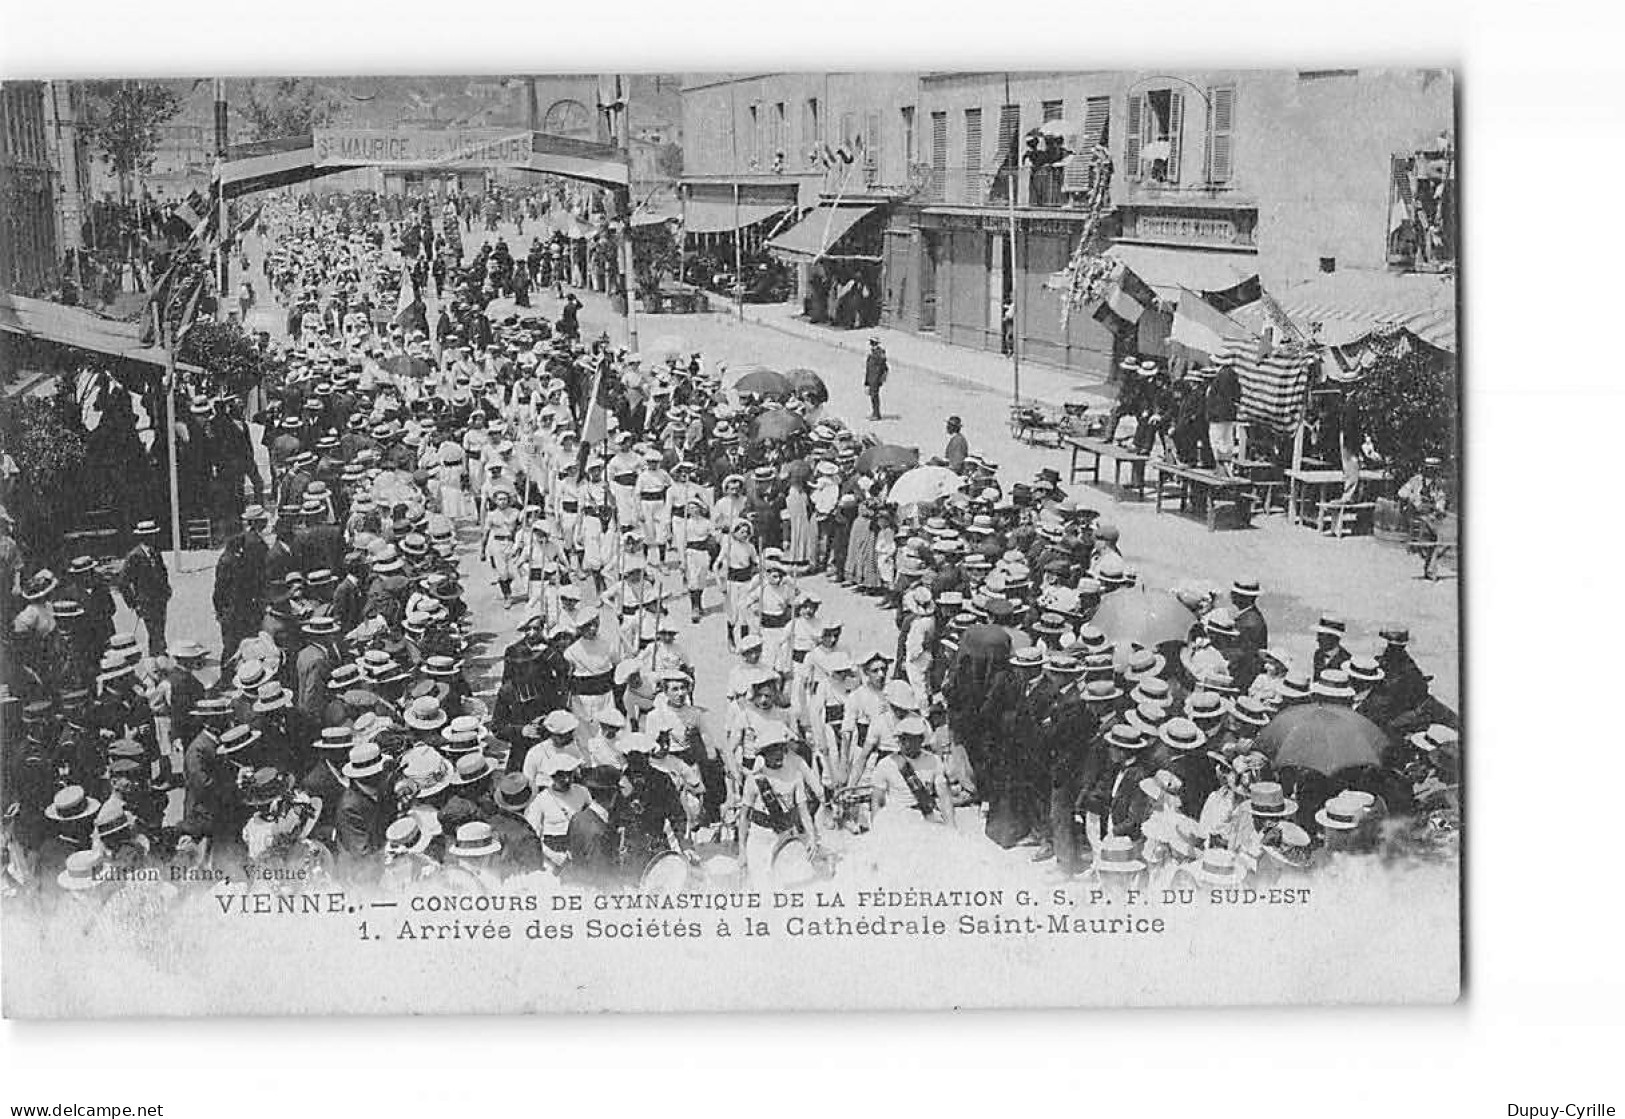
[
  {"x1": 963, "y1": 107, "x2": 982, "y2": 202},
  {"x1": 992, "y1": 103, "x2": 1020, "y2": 202},
  {"x1": 747, "y1": 104, "x2": 760, "y2": 169},
  {"x1": 1131, "y1": 88, "x2": 1183, "y2": 184},
  {"x1": 1204, "y1": 85, "x2": 1235, "y2": 185},
  {"x1": 864, "y1": 111, "x2": 881, "y2": 180},
  {"x1": 1041, "y1": 99, "x2": 1064, "y2": 123},
  {"x1": 930, "y1": 110, "x2": 947, "y2": 201},
  {"x1": 803, "y1": 97, "x2": 820, "y2": 165},
  {"x1": 1065, "y1": 94, "x2": 1111, "y2": 194},
  {"x1": 773, "y1": 102, "x2": 787, "y2": 164},
  {"x1": 901, "y1": 106, "x2": 916, "y2": 165}
]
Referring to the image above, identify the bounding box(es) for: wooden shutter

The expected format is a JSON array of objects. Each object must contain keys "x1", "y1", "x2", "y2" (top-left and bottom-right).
[
  {"x1": 1166, "y1": 91, "x2": 1184, "y2": 183},
  {"x1": 864, "y1": 111, "x2": 880, "y2": 171},
  {"x1": 1042, "y1": 99, "x2": 1064, "y2": 123},
  {"x1": 1066, "y1": 95, "x2": 1110, "y2": 190},
  {"x1": 930, "y1": 110, "x2": 947, "y2": 199},
  {"x1": 1124, "y1": 93, "x2": 1142, "y2": 179},
  {"x1": 1205, "y1": 85, "x2": 1235, "y2": 184},
  {"x1": 964, "y1": 108, "x2": 982, "y2": 201}
]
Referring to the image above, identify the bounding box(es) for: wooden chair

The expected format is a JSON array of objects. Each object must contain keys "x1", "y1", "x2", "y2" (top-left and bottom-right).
[{"x1": 184, "y1": 518, "x2": 215, "y2": 551}]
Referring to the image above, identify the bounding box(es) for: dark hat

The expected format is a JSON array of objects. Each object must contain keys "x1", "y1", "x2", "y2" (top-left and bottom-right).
[{"x1": 581, "y1": 764, "x2": 622, "y2": 792}]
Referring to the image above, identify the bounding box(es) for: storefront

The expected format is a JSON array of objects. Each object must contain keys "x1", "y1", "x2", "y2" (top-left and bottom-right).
[
  {"x1": 911, "y1": 207, "x2": 1126, "y2": 379},
  {"x1": 678, "y1": 181, "x2": 803, "y2": 298},
  {"x1": 765, "y1": 199, "x2": 889, "y2": 327}
]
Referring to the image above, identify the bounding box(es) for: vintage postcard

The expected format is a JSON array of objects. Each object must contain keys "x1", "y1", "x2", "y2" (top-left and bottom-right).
[{"x1": 0, "y1": 69, "x2": 1459, "y2": 1016}]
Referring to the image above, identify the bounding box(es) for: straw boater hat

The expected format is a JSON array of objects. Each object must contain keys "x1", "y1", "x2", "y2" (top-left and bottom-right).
[
  {"x1": 384, "y1": 815, "x2": 435, "y2": 855},
  {"x1": 453, "y1": 752, "x2": 497, "y2": 787},
  {"x1": 1091, "y1": 835, "x2": 1146, "y2": 875},
  {"x1": 217, "y1": 725, "x2": 261, "y2": 757},
  {"x1": 1313, "y1": 793, "x2": 1368, "y2": 832},
  {"x1": 404, "y1": 697, "x2": 448, "y2": 732},
  {"x1": 45, "y1": 785, "x2": 100, "y2": 823},
  {"x1": 1131, "y1": 677, "x2": 1172, "y2": 708},
  {"x1": 58, "y1": 849, "x2": 107, "y2": 892},
  {"x1": 342, "y1": 742, "x2": 388, "y2": 781},
  {"x1": 1248, "y1": 781, "x2": 1298, "y2": 819},
  {"x1": 253, "y1": 683, "x2": 292, "y2": 714},
  {"x1": 1408, "y1": 724, "x2": 1460, "y2": 754},
  {"x1": 1159, "y1": 717, "x2": 1207, "y2": 753},
  {"x1": 1189, "y1": 847, "x2": 1247, "y2": 885}
]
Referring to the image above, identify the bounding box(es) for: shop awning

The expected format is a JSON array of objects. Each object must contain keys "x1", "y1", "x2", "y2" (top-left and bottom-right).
[
  {"x1": 1104, "y1": 243, "x2": 1260, "y2": 300},
  {"x1": 765, "y1": 203, "x2": 883, "y2": 262},
  {"x1": 0, "y1": 293, "x2": 168, "y2": 367},
  {"x1": 680, "y1": 198, "x2": 788, "y2": 235},
  {"x1": 1269, "y1": 270, "x2": 1457, "y2": 354}
]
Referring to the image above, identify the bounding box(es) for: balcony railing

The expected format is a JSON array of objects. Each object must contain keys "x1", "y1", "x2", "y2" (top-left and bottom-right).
[{"x1": 914, "y1": 163, "x2": 1108, "y2": 209}]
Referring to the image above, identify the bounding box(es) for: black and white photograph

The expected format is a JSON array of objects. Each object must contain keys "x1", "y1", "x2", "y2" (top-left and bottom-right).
[
  {"x1": 5, "y1": 0, "x2": 1625, "y2": 1109},
  {"x1": 0, "y1": 65, "x2": 1475, "y2": 1019},
  {"x1": 0, "y1": 66, "x2": 1467, "y2": 1017}
]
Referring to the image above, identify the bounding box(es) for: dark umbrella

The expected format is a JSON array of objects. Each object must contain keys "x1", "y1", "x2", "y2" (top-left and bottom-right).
[
  {"x1": 749, "y1": 410, "x2": 809, "y2": 443},
  {"x1": 733, "y1": 368, "x2": 793, "y2": 398},
  {"x1": 785, "y1": 367, "x2": 829, "y2": 404},
  {"x1": 854, "y1": 443, "x2": 919, "y2": 474},
  {"x1": 1090, "y1": 588, "x2": 1199, "y2": 649},
  {"x1": 384, "y1": 354, "x2": 432, "y2": 380},
  {"x1": 1255, "y1": 704, "x2": 1389, "y2": 777}
]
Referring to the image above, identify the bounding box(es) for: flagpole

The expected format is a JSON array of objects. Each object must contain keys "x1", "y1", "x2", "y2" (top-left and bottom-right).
[
  {"x1": 729, "y1": 81, "x2": 743, "y2": 324},
  {"x1": 215, "y1": 79, "x2": 230, "y2": 323},
  {"x1": 162, "y1": 310, "x2": 184, "y2": 573},
  {"x1": 1005, "y1": 73, "x2": 1022, "y2": 407}
]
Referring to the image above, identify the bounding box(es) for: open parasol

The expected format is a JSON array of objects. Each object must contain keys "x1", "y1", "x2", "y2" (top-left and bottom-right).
[
  {"x1": 749, "y1": 409, "x2": 809, "y2": 443},
  {"x1": 888, "y1": 464, "x2": 965, "y2": 507},
  {"x1": 733, "y1": 367, "x2": 793, "y2": 398},
  {"x1": 1090, "y1": 587, "x2": 1199, "y2": 649},
  {"x1": 785, "y1": 367, "x2": 829, "y2": 404},
  {"x1": 1254, "y1": 704, "x2": 1390, "y2": 777},
  {"x1": 854, "y1": 443, "x2": 920, "y2": 474},
  {"x1": 383, "y1": 354, "x2": 432, "y2": 380}
]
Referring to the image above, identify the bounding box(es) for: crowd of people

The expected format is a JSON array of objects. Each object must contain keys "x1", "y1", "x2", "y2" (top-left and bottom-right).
[{"x1": 0, "y1": 188, "x2": 1460, "y2": 909}]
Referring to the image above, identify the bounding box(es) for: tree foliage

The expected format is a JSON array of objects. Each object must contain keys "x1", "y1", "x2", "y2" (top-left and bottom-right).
[
  {"x1": 654, "y1": 142, "x2": 685, "y2": 180},
  {"x1": 82, "y1": 80, "x2": 184, "y2": 183},
  {"x1": 0, "y1": 386, "x2": 90, "y2": 557},
  {"x1": 239, "y1": 78, "x2": 342, "y2": 141},
  {"x1": 630, "y1": 220, "x2": 682, "y2": 299},
  {"x1": 177, "y1": 319, "x2": 264, "y2": 398},
  {"x1": 1352, "y1": 333, "x2": 1457, "y2": 488}
]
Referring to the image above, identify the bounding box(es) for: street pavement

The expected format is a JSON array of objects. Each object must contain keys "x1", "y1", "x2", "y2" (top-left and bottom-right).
[{"x1": 140, "y1": 216, "x2": 1456, "y2": 737}]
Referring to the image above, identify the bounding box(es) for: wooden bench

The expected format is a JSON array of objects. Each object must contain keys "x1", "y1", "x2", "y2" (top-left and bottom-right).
[
  {"x1": 1065, "y1": 436, "x2": 1151, "y2": 501},
  {"x1": 1149, "y1": 461, "x2": 1256, "y2": 531},
  {"x1": 1315, "y1": 500, "x2": 1377, "y2": 538}
]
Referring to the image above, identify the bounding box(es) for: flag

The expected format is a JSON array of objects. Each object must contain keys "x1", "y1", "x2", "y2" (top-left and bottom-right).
[
  {"x1": 1171, "y1": 288, "x2": 1247, "y2": 357},
  {"x1": 1226, "y1": 334, "x2": 1318, "y2": 432},
  {"x1": 578, "y1": 357, "x2": 612, "y2": 448}
]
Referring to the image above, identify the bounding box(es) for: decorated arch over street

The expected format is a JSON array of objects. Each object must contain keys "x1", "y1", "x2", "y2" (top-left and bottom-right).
[{"x1": 216, "y1": 126, "x2": 630, "y2": 199}]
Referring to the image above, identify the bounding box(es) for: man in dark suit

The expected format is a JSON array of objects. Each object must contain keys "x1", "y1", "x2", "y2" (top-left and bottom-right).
[
  {"x1": 565, "y1": 766, "x2": 624, "y2": 889},
  {"x1": 1230, "y1": 578, "x2": 1268, "y2": 656},
  {"x1": 294, "y1": 502, "x2": 345, "y2": 574},
  {"x1": 487, "y1": 773, "x2": 548, "y2": 875},
  {"x1": 864, "y1": 337, "x2": 888, "y2": 421}
]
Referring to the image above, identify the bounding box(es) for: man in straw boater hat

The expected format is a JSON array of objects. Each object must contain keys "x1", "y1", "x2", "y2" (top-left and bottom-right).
[
  {"x1": 117, "y1": 519, "x2": 172, "y2": 656},
  {"x1": 1079, "y1": 721, "x2": 1158, "y2": 869}
]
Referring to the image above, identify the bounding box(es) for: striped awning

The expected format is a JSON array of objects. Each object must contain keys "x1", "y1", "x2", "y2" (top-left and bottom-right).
[
  {"x1": 1271, "y1": 270, "x2": 1457, "y2": 354},
  {"x1": 0, "y1": 293, "x2": 168, "y2": 367},
  {"x1": 680, "y1": 198, "x2": 788, "y2": 235}
]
